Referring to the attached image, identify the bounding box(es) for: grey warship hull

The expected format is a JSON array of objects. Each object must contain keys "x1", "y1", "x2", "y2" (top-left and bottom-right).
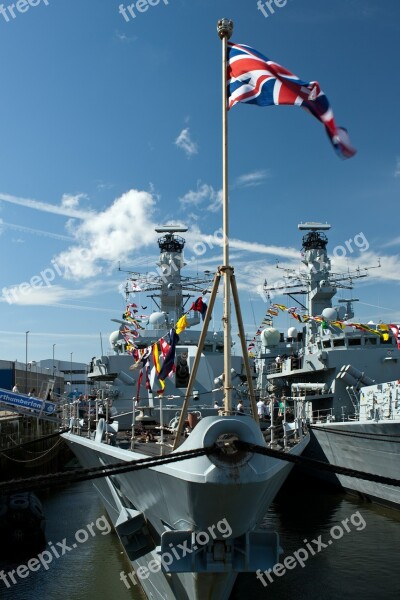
[
  {"x1": 64, "y1": 415, "x2": 309, "y2": 600},
  {"x1": 309, "y1": 420, "x2": 400, "y2": 507}
]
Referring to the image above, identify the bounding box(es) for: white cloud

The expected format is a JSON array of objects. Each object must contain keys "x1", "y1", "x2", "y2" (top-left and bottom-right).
[
  {"x1": 395, "y1": 157, "x2": 400, "y2": 178},
  {"x1": 231, "y1": 239, "x2": 299, "y2": 258},
  {"x1": 61, "y1": 193, "x2": 87, "y2": 209},
  {"x1": 0, "y1": 192, "x2": 93, "y2": 219},
  {"x1": 0, "y1": 220, "x2": 73, "y2": 241},
  {"x1": 175, "y1": 128, "x2": 198, "y2": 157},
  {"x1": 115, "y1": 30, "x2": 138, "y2": 43},
  {"x1": 55, "y1": 189, "x2": 157, "y2": 279},
  {"x1": 1, "y1": 284, "x2": 82, "y2": 306},
  {"x1": 332, "y1": 251, "x2": 400, "y2": 283},
  {"x1": 179, "y1": 183, "x2": 222, "y2": 212},
  {"x1": 0, "y1": 279, "x2": 121, "y2": 308},
  {"x1": 186, "y1": 229, "x2": 299, "y2": 259},
  {"x1": 234, "y1": 170, "x2": 270, "y2": 188},
  {"x1": 383, "y1": 236, "x2": 400, "y2": 248}
]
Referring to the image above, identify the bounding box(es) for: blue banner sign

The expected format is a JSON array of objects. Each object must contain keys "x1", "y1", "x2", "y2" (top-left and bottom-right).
[{"x1": 0, "y1": 388, "x2": 56, "y2": 415}]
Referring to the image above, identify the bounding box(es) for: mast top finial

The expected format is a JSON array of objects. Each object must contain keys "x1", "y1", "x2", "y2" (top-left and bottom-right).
[{"x1": 217, "y1": 18, "x2": 233, "y2": 40}]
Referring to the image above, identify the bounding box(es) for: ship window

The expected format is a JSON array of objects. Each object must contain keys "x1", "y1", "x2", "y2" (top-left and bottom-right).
[
  {"x1": 333, "y1": 339, "x2": 345, "y2": 347},
  {"x1": 365, "y1": 338, "x2": 377, "y2": 345},
  {"x1": 380, "y1": 336, "x2": 393, "y2": 345},
  {"x1": 322, "y1": 340, "x2": 331, "y2": 348},
  {"x1": 348, "y1": 338, "x2": 361, "y2": 346}
]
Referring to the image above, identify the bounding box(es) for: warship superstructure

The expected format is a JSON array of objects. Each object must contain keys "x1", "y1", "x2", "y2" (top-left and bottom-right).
[
  {"x1": 87, "y1": 226, "x2": 245, "y2": 429},
  {"x1": 254, "y1": 222, "x2": 400, "y2": 507}
]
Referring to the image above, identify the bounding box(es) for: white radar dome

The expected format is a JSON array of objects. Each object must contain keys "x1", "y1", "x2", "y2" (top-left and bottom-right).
[
  {"x1": 109, "y1": 330, "x2": 123, "y2": 348},
  {"x1": 287, "y1": 327, "x2": 298, "y2": 339},
  {"x1": 322, "y1": 307, "x2": 337, "y2": 321},
  {"x1": 260, "y1": 327, "x2": 280, "y2": 347},
  {"x1": 148, "y1": 312, "x2": 167, "y2": 328}
]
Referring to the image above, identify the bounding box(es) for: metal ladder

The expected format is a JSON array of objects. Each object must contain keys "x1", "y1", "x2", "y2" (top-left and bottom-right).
[{"x1": 346, "y1": 385, "x2": 360, "y2": 418}]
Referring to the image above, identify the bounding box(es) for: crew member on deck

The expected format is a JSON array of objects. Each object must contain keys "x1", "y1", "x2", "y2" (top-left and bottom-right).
[
  {"x1": 236, "y1": 400, "x2": 245, "y2": 414},
  {"x1": 257, "y1": 398, "x2": 267, "y2": 419}
]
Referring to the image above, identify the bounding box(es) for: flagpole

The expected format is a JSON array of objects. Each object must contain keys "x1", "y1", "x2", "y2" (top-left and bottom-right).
[{"x1": 217, "y1": 18, "x2": 234, "y2": 414}]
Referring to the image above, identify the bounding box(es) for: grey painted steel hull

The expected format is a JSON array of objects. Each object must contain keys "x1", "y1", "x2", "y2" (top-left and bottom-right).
[
  {"x1": 310, "y1": 421, "x2": 400, "y2": 507},
  {"x1": 63, "y1": 416, "x2": 308, "y2": 600}
]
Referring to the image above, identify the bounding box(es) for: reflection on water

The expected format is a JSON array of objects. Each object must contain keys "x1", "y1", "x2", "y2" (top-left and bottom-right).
[
  {"x1": 232, "y1": 476, "x2": 400, "y2": 600},
  {"x1": 0, "y1": 477, "x2": 399, "y2": 600},
  {"x1": 0, "y1": 482, "x2": 145, "y2": 600}
]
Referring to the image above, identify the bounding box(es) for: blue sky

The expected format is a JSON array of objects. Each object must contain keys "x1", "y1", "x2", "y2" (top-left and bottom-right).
[{"x1": 0, "y1": 0, "x2": 399, "y2": 364}]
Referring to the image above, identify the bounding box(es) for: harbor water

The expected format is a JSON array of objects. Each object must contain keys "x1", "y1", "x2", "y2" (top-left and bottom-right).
[{"x1": 1, "y1": 476, "x2": 399, "y2": 600}]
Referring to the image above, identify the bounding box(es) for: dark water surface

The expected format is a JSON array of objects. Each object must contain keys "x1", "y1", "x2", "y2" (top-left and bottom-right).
[
  {"x1": 1, "y1": 477, "x2": 399, "y2": 600},
  {"x1": 232, "y1": 477, "x2": 400, "y2": 600}
]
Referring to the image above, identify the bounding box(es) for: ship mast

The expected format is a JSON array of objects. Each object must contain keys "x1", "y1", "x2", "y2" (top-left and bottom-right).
[
  {"x1": 263, "y1": 222, "x2": 376, "y2": 344},
  {"x1": 155, "y1": 225, "x2": 188, "y2": 324}
]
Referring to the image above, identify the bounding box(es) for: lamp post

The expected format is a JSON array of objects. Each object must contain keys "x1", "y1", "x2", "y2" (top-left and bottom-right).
[
  {"x1": 70, "y1": 352, "x2": 73, "y2": 391},
  {"x1": 52, "y1": 344, "x2": 56, "y2": 376},
  {"x1": 25, "y1": 330, "x2": 29, "y2": 394}
]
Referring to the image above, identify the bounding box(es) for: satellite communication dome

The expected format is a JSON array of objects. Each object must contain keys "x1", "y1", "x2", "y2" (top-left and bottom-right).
[
  {"x1": 287, "y1": 327, "x2": 298, "y2": 339},
  {"x1": 109, "y1": 330, "x2": 123, "y2": 349},
  {"x1": 322, "y1": 307, "x2": 337, "y2": 321},
  {"x1": 148, "y1": 312, "x2": 166, "y2": 328},
  {"x1": 260, "y1": 327, "x2": 280, "y2": 347}
]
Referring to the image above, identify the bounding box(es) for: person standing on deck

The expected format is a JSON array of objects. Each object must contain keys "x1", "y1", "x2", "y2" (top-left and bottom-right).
[
  {"x1": 236, "y1": 400, "x2": 245, "y2": 414},
  {"x1": 257, "y1": 398, "x2": 267, "y2": 419}
]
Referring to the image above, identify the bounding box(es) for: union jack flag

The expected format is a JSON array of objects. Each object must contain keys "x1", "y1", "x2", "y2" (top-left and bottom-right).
[{"x1": 227, "y1": 42, "x2": 356, "y2": 159}]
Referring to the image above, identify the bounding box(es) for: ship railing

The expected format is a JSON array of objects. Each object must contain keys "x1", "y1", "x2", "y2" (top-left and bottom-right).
[
  {"x1": 61, "y1": 396, "x2": 116, "y2": 439},
  {"x1": 266, "y1": 356, "x2": 302, "y2": 375},
  {"x1": 260, "y1": 396, "x2": 308, "y2": 449},
  {"x1": 266, "y1": 362, "x2": 282, "y2": 375},
  {"x1": 309, "y1": 407, "x2": 334, "y2": 424}
]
